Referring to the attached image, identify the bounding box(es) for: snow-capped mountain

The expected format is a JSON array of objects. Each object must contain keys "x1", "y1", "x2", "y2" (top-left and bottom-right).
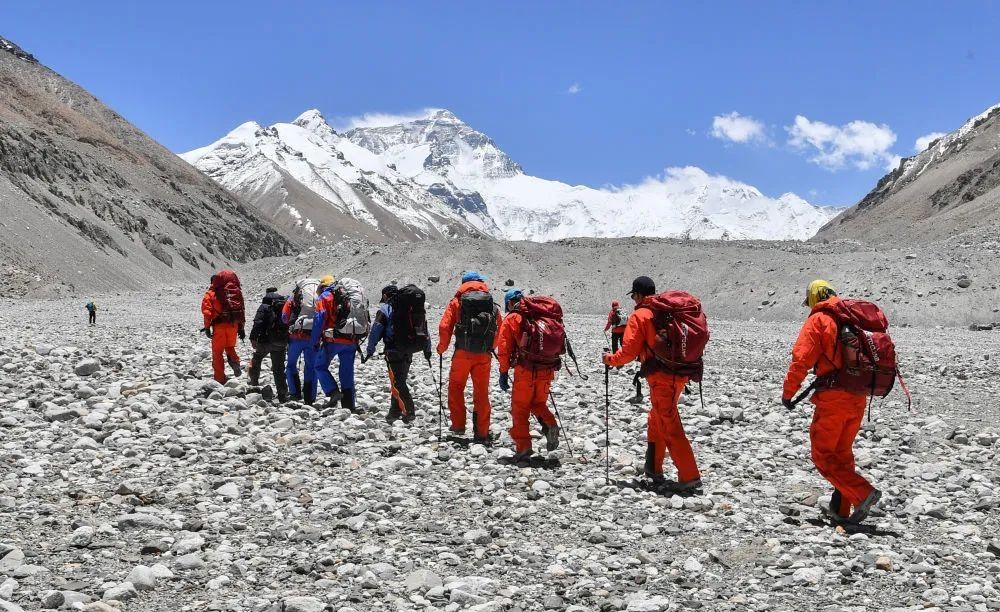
[
  {"x1": 185, "y1": 108, "x2": 835, "y2": 242},
  {"x1": 181, "y1": 110, "x2": 498, "y2": 241}
]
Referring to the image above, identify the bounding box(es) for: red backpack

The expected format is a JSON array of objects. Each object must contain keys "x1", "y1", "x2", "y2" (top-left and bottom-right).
[
  {"x1": 516, "y1": 296, "x2": 567, "y2": 370},
  {"x1": 812, "y1": 299, "x2": 908, "y2": 402},
  {"x1": 212, "y1": 270, "x2": 245, "y2": 323},
  {"x1": 639, "y1": 291, "x2": 710, "y2": 382}
]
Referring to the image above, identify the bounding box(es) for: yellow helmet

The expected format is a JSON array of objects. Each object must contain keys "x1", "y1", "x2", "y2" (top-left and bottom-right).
[
  {"x1": 804, "y1": 279, "x2": 837, "y2": 308},
  {"x1": 319, "y1": 274, "x2": 335, "y2": 288}
]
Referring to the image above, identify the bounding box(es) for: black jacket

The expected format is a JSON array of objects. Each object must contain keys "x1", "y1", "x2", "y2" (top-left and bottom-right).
[{"x1": 250, "y1": 292, "x2": 289, "y2": 345}]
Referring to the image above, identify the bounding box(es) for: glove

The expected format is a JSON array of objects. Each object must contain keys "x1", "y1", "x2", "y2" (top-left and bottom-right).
[
  {"x1": 498, "y1": 372, "x2": 510, "y2": 392},
  {"x1": 238, "y1": 328, "x2": 246, "y2": 341},
  {"x1": 602, "y1": 350, "x2": 613, "y2": 366},
  {"x1": 436, "y1": 345, "x2": 446, "y2": 356},
  {"x1": 782, "y1": 398, "x2": 796, "y2": 410},
  {"x1": 423, "y1": 348, "x2": 432, "y2": 362},
  {"x1": 201, "y1": 327, "x2": 213, "y2": 339}
]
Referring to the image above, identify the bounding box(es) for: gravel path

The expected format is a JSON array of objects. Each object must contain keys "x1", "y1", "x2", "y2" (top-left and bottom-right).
[{"x1": 0, "y1": 296, "x2": 997, "y2": 611}]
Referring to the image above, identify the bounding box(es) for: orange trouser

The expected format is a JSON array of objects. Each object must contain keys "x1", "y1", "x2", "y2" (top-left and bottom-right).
[
  {"x1": 509, "y1": 366, "x2": 557, "y2": 452},
  {"x1": 810, "y1": 391, "x2": 873, "y2": 513},
  {"x1": 211, "y1": 322, "x2": 240, "y2": 384},
  {"x1": 646, "y1": 372, "x2": 700, "y2": 483},
  {"x1": 447, "y1": 350, "x2": 492, "y2": 437}
]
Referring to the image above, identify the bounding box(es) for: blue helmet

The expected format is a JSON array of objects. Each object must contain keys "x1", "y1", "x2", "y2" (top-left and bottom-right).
[
  {"x1": 461, "y1": 270, "x2": 485, "y2": 283},
  {"x1": 504, "y1": 288, "x2": 523, "y2": 312}
]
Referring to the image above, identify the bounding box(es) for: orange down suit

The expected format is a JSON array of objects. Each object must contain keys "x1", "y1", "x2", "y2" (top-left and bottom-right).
[
  {"x1": 201, "y1": 288, "x2": 244, "y2": 384},
  {"x1": 605, "y1": 301, "x2": 700, "y2": 482},
  {"x1": 437, "y1": 281, "x2": 500, "y2": 437},
  {"x1": 783, "y1": 296, "x2": 873, "y2": 517},
  {"x1": 497, "y1": 311, "x2": 558, "y2": 453}
]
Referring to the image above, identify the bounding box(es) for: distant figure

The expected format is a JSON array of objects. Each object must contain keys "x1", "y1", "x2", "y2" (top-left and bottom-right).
[
  {"x1": 605, "y1": 300, "x2": 626, "y2": 352},
  {"x1": 437, "y1": 271, "x2": 501, "y2": 442},
  {"x1": 85, "y1": 302, "x2": 97, "y2": 326},
  {"x1": 201, "y1": 270, "x2": 246, "y2": 384},
  {"x1": 248, "y1": 287, "x2": 290, "y2": 402},
  {"x1": 366, "y1": 284, "x2": 432, "y2": 424}
]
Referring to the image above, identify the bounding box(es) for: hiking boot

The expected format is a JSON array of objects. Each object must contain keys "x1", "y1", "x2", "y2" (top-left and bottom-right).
[
  {"x1": 545, "y1": 424, "x2": 560, "y2": 451},
  {"x1": 627, "y1": 393, "x2": 644, "y2": 405},
  {"x1": 401, "y1": 410, "x2": 416, "y2": 424},
  {"x1": 512, "y1": 448, "x2": 534, "y2": 463},
  {"x1": 849, "y1": 489, "x2": 882, "y2": 524},
  {"x1": 645, "y1": 473, "x2": 667, "y2": 487},
  {"x1": 672, "y1": 478, "x2": 703, "y2": 493},
  {"x1": 325, "y1": 389, "x2": 343, "y2": 408},
  {"x1": 228, "y1": 358, "x2": 242, "y2": 378},
  {"x1": 539, "y1": 422, "x2": 550, "y2": 437},
  {"x1": 261, "y1": 386, "x2": 274, "y2": 401},
  {"x1": 342, "y1": 389, "x2": 362, "y2": 414},
  {"x1": 472, "y1": 432, "x2": 494, "y2": 446},
  {"x1": 449, "y1": 426, "x2": 466, "y2": 435},
  {"x1": 386, "y1": 409, "x2": 402, "y2": 425}
]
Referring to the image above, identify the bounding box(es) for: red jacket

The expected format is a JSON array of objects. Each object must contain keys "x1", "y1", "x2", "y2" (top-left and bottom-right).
[
  {"x1": 437, "y1": 281, "x2": 501, "y2": 354},
  {"x1": 782, "y1": 297, "x2": 844, "y2": 400},
  {"x1": 604, "y1": 300, "x2": 656, "y2": 368},
  {"x1": 496, "y1": 311, "x2": 523, "y2": 373}
]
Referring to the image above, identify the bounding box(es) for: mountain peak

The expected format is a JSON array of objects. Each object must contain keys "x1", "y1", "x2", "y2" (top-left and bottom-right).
[
  {"x1": 0, "y1": 35, "x2": 38, "y2": 63},
  {"x1": 292, "y1": 108, "x2": 331, "y2": 132}
]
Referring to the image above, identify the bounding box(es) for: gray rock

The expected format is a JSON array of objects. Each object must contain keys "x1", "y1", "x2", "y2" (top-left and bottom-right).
[
  {"x1": 282, "y1": 596, "x2": 327, "y2": 612},
  {"x1": 125, "y1": 565, "x2": 157, "y2": 591},
  {"x1": 404, "y1": 569, "x2": 442, "y2": 592},
  {"x1": 0, "y1": 549, "x2": 24, "y2": 573},
  {"x1": 74, "y1": 359, "x2": 101, "y2": 377},
  {"x1": 39, "y1": 590, "x2": 63, "y2": 609},
  {"x1": 102, "y1": 582, "x2": 137, "y2": 602}
]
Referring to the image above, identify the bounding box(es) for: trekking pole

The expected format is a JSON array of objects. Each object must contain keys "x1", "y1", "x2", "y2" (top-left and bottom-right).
[
  {"x1": 565, "y1": 339, "x2": 589, "y2": 380},
  {"x1": 604, "y1": 355, "x2": 611, "y2": 484},
  {"x1": 437, "y1": 354, "x2": 444, "y2": 441},
  {"x1": 548, "y1": 394, "x2": 574, "y2": 457}
]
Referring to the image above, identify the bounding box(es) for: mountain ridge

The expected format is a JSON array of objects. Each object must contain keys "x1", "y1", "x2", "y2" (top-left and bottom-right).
[{"x1": 185, "y1": 108, "x2": 837, "y2": 243}]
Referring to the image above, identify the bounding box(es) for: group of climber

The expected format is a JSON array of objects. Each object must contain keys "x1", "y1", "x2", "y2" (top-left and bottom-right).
[{"x1": 199, "y1": 268, "x2": 900, "y2": 525}]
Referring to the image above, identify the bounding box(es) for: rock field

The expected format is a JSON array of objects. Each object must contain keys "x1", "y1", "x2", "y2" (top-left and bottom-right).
[{"x1": 0, "y1": 293, "x2": 998, "y2": 611}]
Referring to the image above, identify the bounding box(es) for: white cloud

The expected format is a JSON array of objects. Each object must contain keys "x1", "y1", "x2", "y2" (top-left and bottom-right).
[
  {"x1": 331, "y1": 108, "x2": 442, "y2": 131},
  {"x1": 710, "y1": 112, "x2": 767, "y2": 144},
  {"x1": 786, "y1": 115, "x2": 897, "y2": 171},
  {"x1": 914, "y1": 131, "x2": 947, "y2": 153},
  {"x1": 567, "y1": 83, "x2": 582, "y2": 95}
]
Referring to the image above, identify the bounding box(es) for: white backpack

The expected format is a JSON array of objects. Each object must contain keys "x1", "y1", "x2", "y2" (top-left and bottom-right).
[
  {"x1": 325, "y1": 277, "x2": 371, "y2": 339},
  {"x1": 290, "y1": 278, "x2": 320, "y2": 332}
]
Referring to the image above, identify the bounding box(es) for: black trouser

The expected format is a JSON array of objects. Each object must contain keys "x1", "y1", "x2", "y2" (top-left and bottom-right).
[
  {"x1": 611, "y1": 332, "x2": 624, "y2": 353},
  {"x1": 633, "y1": 372, "x2": 643, "y2": 397},
  {"x1": 386, "y1": 353, "x2": 414, "y2": 418},
  {"x1": 249, "y1": 342, "x2": 289, "y2": 398},
  {"x1": 88, "y1": 311, "x2": 96, "y2": 325}
]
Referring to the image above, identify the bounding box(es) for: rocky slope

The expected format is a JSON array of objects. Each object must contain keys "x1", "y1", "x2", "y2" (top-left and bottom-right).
[
  {"x1": 817, "y1": 102, "x2": 1000, "y2": 244},
  {"x1": 0, "y1": 36, "x2": 297, "y2": 297},
  {"x1": 0, "y1": 294, "x2": 996, "y2": 611},
  {"x1": 187, "y1": 109, "x2": 836, "y2": 244},
  {"x1": 243, "y1": 236, "x2": 1000, "y2": 328}
]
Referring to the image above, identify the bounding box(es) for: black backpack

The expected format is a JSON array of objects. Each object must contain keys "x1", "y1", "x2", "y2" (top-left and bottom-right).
[
  {"x1": 455, "y1": 291, "x2": 498, "y2": 354},
  {"x1": 268, "y1": 296, "x2": 289, "y2": 344},
  {"x1": 390, "y1": 284, "x2": 429, "y2": 354}
]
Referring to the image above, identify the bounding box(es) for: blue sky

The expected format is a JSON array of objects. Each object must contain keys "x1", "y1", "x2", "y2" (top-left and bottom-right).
[{"x1": 4, "y1": 1, "x2": 1000, "y2": 206}]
